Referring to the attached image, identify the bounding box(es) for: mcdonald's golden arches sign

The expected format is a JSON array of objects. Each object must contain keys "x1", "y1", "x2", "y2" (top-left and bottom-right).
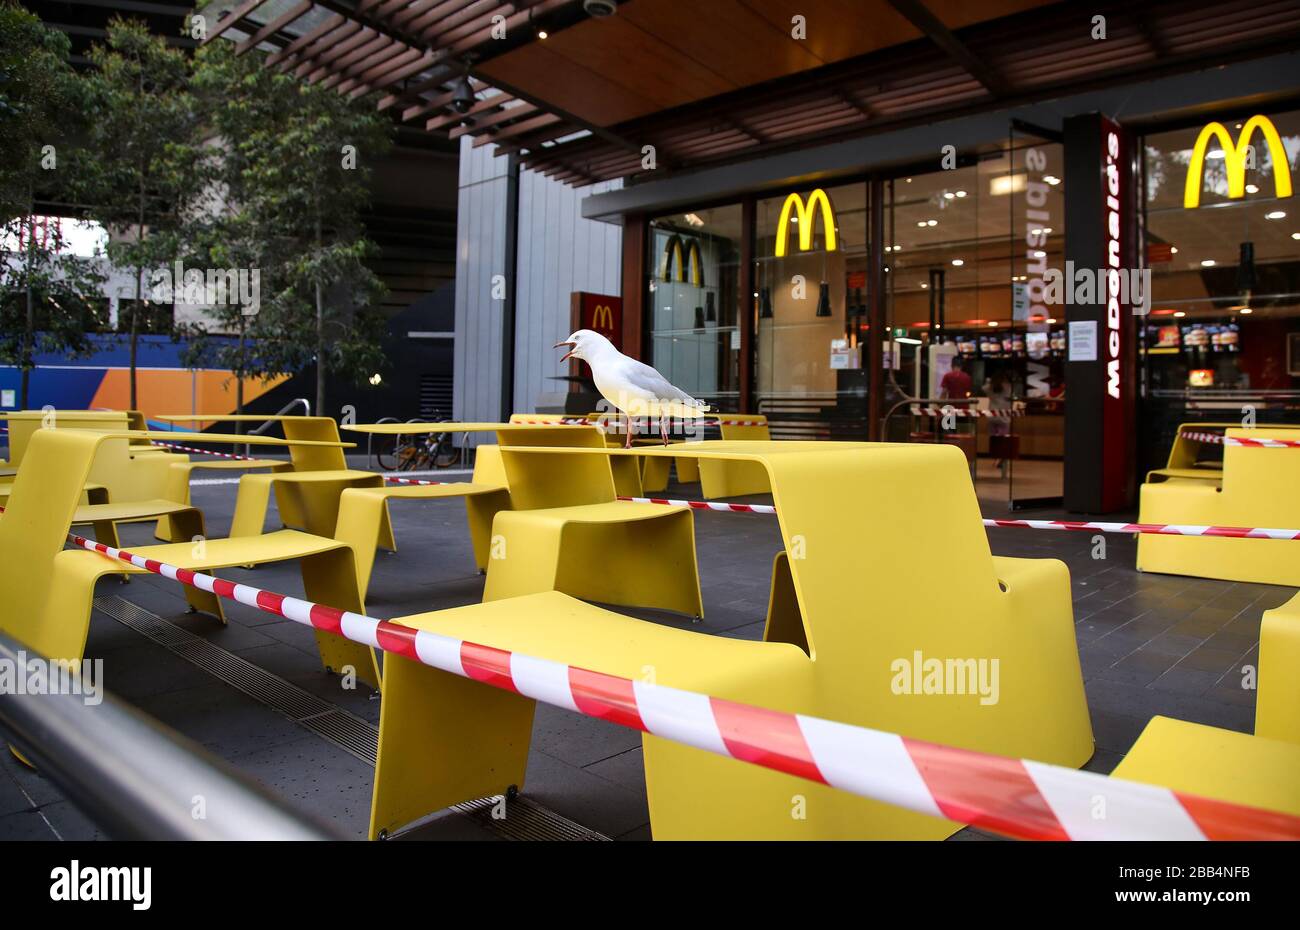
[
  {"x1": 661, "y1": 235, "x2": 703, "y2": 286},
  {"x1": 1184, "y1": 115, "x2": 1293, "y2": 209},
  {"x1": 775, "y1": 188, "x2": 838, "y2": 257}
]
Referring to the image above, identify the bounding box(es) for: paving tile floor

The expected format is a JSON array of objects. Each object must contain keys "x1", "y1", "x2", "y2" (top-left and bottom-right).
[{"x1": 0, "y1": 468, "x2": 1285, "y2": 840}]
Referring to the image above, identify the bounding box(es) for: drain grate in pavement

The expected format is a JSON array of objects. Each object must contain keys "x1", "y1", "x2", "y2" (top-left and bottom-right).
[
  {"x1": 93, "y1": 594, "x2": 612, "y2": 841},
  {"x1": 449, "y1": 795, "x2": 608, "y2": 841}
]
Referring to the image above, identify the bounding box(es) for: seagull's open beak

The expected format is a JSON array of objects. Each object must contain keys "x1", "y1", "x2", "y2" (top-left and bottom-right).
[{"x1": 554, "y1": 340, "x2": 576, "y2": 363}]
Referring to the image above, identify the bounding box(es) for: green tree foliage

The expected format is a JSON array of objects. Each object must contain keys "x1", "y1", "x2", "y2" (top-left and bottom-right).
[
  {"x1": 76, "y1": 16, "x2": 200, "y2": 409},
  {"x1": 234, "y1": 67, "x2": 393, "y2": 417},
  {"x1": 0, "y1": 2, "x2": 107, "y2": 407}
]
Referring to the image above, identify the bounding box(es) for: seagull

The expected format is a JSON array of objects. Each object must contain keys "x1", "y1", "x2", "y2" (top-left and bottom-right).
[{"x1": 555, "y1": 329, "x2": 709, "y2": 447}]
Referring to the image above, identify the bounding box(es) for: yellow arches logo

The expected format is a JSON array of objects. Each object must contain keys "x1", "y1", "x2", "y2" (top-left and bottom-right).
[
  {"x1": 1184, "y1": 115, "x2": 1293, "y2": 208},
  {"x1": 661, "y1": 235, "x2": 703, "y2": 286},
  {"x1": 590, "y1": 303, "x2": 614, "y2": 330},
  {"x1": 775, "y1": 188, "x2": 838, "y2": 257}
]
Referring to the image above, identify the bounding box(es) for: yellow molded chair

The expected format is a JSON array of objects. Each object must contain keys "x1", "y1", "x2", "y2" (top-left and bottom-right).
[
  {"x1": 1110, "y1": 591, "x2": 1300, "y2": 819},
  {"x1": 480, "y1": 427, "x2": 704, "y2": 619},
  {"x1": 1, "y1": 410, "x2": 133, "y2": 479},
  {"x1": 509, "y1": 413, "x2": 643, "y2": 497},
  {"x1": 334, "y1": 445, "x2": 511, "y2": 599},
  {"x1": 370, "y1": 440, "x2": 1093, "y2": 840},
  {"x1": 1146, "y1": 421, "x2": 1300, "y2": 485},
  {"x1": 228, "y1": 417, "x2": 390, "y2": 549},
  {"x1": 1137, "y1": 426, "x2": 1300, "y2": 585},
  {"x1": 699, "y1": 415, "x2": 771, "y2": 498},
  {"x1": 0, "y1": 429, "x2": 378, "y2": 690}
]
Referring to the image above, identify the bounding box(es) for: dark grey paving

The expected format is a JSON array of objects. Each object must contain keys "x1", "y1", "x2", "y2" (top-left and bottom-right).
[{"x1": 2, "y1": 474, "x2": 1288, "y2": 842}]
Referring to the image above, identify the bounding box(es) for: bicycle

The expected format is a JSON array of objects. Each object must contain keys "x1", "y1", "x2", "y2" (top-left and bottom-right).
[{"x1": 375, "y1": 416, "x2": 459, "y2": 471}]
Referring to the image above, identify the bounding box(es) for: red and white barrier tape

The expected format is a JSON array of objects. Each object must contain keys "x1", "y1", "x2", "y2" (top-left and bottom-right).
[
  {"x1": 383, "y1": 475, "x2": 449, "y2": 486},
  {"x1": 153, "y1": 442, "x2": 257, "y2": 460},
  {"x1": 983, "y1": 518, "x2": 1300, "y2": 540},
  {"x1": 620, "y1": 495, "x2": 777, "y2": 515},
  {"x1": 1180, "y1": 430, "x2": 1300, "y2": 449},
  {"x1": 910, "y1": 404, "x2": 1024, "y2": 418},
  {"x1": 618, "y1": 495, "x2": 1300, "y2": 538},
  {"x1": 62, "y1": 530, "x2": 1300, "y2": 840},
  {"x1": 511, "y1": 417, "x2": 766, "y2": 428}
]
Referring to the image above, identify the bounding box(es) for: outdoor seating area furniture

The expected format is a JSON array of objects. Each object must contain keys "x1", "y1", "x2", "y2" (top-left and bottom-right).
[
  {"x1": 335, "y1": 428, "x2": 513, "y2": 599},
  {"x1": 163, "y1": 416, "x2": 383, "y2": 544},
  {"x1": 1109, "y1": 590, "x2": 1300, "y2": 819},
  {"x1": 507, "y1": 413, "x2": 644, "y2": 496},
  {"x1": 1137, "y1": 426, "x2": 1300, "y2": 585},
  {"x1": 1, "y1": 410, "x2": 133, "y2": 479},
  {"x1": 369, "y1": 440, "x2": 1093, "y2": 840},
  {"x1": 480, "y1": 426, "x2": 704, "y2": 618},
  {"x1": 699, "y1": 415, "x2": 771, "y2": 498},
  {"x1": 0, "y1": 429, "x2": 379, "y2": 694}
]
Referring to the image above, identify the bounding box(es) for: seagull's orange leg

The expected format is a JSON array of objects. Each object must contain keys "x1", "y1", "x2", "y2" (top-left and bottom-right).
[{"x1": 623, "y1": 414, "x2": 634, "y2": 449}]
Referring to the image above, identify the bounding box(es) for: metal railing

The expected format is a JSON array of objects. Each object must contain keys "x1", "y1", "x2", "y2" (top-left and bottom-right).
[
  {"x1": 242, "y1": 397, "x2": 311, "y2": 458},
  {"x1": 0, "y1": 630, "x2": 339, "y2": 840}
]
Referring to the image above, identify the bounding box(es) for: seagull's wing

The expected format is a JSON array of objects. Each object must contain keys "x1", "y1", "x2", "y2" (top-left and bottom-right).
[{"x1": 617, "y1": 357, "x2": 710, "y2": 414}]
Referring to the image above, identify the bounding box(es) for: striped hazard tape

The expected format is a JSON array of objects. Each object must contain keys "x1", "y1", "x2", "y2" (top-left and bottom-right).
[
  {"x1": 153, "y1": 442, "x2": 258, "y2": 460},
  {"x1": 62, "y1": 530, "x2": 1300, "y2": 840},
  {"x1": 910, "y1": 404, "x2": 1024, "y2": 418},
  {"x1": 1180, "y1": 430, "x2": 1300, "y2": 449},
  {"x1": 619, "y1": 497, "x2": 1300, "y2": 538}
]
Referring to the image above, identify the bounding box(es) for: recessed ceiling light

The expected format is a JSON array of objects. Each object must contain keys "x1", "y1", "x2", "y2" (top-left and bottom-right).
[
  {"x1": 954, "y1": 190, "x2": 967, "y2": 198},
  {"x1": 927, "y1": 219, "x2": 937, "y2": 226},
  {"x1": 1240, "y1": 307, "x2": 1253, "y2": 314},
  {"x1": 1046, "y1": 318, "x2": 1057, "y2": 324},
  {"x1": 1200, "y1": 259, "x2": 1216, "y2": 267},
  {"x1": 1205, "y1": 150, "x2": 1225, "y2": 160},
  {"x1": 988, "y1": 321, "x2": 998, "y2": 327},
  {"x1": 1174, "y1": 311, "x2": 1186, "y2": 317},
  {"x1": 943, "y1": 192, "x2": 955, "y2": 200},
  {"x1": 1245, "y1": 184, "x2": 1259, "y2": 194},
  {"x1": 951, "y1": 259, "x2": 964, "y2": 267},
  {"x1": 1032, "y1": 250, "x2": 1046, "y2": 258},
  {"x1": 920, "y1": 282, "x2": 928, "y2": 289},
  {"x1": 1266, "y1": 211, "x2": 1286, "y2": 220},
  {"x1": 1293, "y1": 233, "x2": 1300, "y2": 240},
  {"x1": 1170, "y1": 246, "x2": 1179, "y2": 254},
  {"x1": 1043, "y1": 175, "x2": 1061, "y2": 186},
  {"x1": 916, "y1": 221, "x2": 927, "y2": 228},
  {"x1": 537, "y1": 30, "x2": 548, "y2": 38}
]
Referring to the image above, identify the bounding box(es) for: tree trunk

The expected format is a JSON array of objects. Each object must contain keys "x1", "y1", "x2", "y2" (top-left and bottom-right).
[
  {"x1": 235, "y1": 315, "x2": 246, "y2": 435},
  {"x1": 315, "y1": 278, "x2": 325, "y2": 418},
  {"x1": 314, "y1": 211, "x2": 324, "y2": 417},
  {"x1": 20, "y1": 203, "x2": 34, "y2": 410},
  {"x1": 130, "y1": 175, "x2": 146, "y2": 412}
]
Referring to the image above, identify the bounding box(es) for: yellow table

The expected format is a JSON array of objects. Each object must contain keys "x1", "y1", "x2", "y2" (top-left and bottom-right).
[{"x1": 370, "y1": 438, "x2": 1093, "y2": 840}]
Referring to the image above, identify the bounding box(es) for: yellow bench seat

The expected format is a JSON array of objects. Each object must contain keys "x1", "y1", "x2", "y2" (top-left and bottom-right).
[
  {"x1": 51, "y1": 528, "x2": 377, "y2": 686},
  {"x1": 372, "y1": 590, "x2": 811, "y2": 839},
  {"x1": 482, "y1": 501, "x2": 703, "y2": 618},
  {"x1": 1144, "y1": 467, "x2": 1222, "y2": 483},
  {"x1": 335, "y1": 481, "x2": 510, "y2": 598},
  {"x1": 1111, "y1": 717, "x2": 1300, "y2": 819}
]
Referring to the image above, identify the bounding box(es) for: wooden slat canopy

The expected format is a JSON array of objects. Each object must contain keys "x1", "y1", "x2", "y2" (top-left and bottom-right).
[{"x1": 203, "y1": 0, "x2": 1300, "y2": 187}]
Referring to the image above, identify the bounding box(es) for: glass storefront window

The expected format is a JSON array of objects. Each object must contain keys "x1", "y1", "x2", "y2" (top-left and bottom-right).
[
  {"x1": 885, "y1": 140, "x2": 1066, "y2": 505},
  {"x1": 1140, "y1": 109, "x2": 1300, "y2": 472},
  {"x1": 645, "y1": 205, "x2": 741, "y2": 408},
  {"x1": 755, "y1": 182, "x2": 867, "y2": 435}
]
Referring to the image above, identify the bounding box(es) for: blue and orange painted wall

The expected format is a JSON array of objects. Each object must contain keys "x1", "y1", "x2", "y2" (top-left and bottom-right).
[{"x1": 0, "y1": 334, "x2": 287, "y2": 429}]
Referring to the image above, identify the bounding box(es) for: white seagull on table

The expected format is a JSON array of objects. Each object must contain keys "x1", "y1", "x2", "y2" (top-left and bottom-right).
[{"x1": 555, "y1": 329, "x2": 709, "y2": 447}]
